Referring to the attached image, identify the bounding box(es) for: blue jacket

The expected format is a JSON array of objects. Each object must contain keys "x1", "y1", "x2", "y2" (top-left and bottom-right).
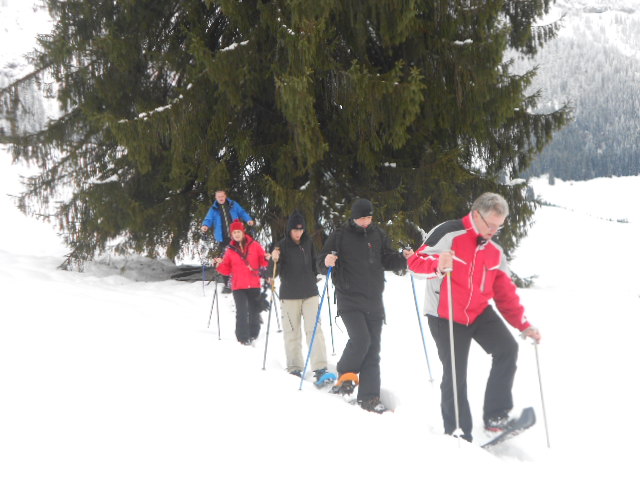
[{"x1": 202, "y1": 199, "x2": 253, "y2": 242}]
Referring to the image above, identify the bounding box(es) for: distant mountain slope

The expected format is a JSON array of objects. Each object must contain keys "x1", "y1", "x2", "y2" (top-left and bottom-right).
[
  {"x1": 2, "y1": 1, "x2": 638, "y2": 181},
  {"x1": 0, "y1": 0, "x2": 54, "y2": 138},
  {"x1": 522, "y1": 1, "x2": 640, "y2": 180}
]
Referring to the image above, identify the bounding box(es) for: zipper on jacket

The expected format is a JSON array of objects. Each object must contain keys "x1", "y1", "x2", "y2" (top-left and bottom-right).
[
  {"x1": 481, "y1": 266, "x2": 487, "y2": 293},
  {"x1": 365, "y1": 229, "x2": 374, "y2": 264},
  {"x1": 462, "y1": 244, "x2": 481, "y2": 325}
]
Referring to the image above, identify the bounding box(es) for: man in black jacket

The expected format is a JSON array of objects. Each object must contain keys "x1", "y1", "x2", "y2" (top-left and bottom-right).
[
  {"x1": 318, "y1": 199, "x2": 413, "y2": 413},
  {"x1": 271, "y1": 212, "x2": 329, "y2": 381}
]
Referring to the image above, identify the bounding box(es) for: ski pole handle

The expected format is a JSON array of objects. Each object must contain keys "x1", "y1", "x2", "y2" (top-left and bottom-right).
[
  {"x1": 402, "y1": 245, "x2": 414, "y2": 259},
  {"x1": 438, "y1": 250, "x2": 454, "y2": 273},
  {"x1": 324, "y1": 251, "x2": 338, "y2": 268}
]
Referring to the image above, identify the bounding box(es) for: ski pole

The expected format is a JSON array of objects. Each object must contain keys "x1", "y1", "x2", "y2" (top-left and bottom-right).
[
  {"x1": 207, "y1": 282, "x2": 217, "y2": 329},
  {"x1": 269, "y1": 249, "x2": 282, "y2": 333},
  {"x1": 329, "y1": 265, "x2": 341, "y2": 343},
  {"x1": 326, "y1": 280, "x2": 336, "y2": 356},
  {"x1": 261, "y1": 295, "x2": 275, "y2": 370},
  {"x1": 299, "y1": 265, "x2": 332, "y2": 390},
  {"x1": 197, "y1": 233, "x2": 210, "y2": 296},
  {"x1": 215, "y1": 277, "x2": 221, "y2": 339},
  {"x1": 534, "y1": 342, "x2": 551, "y2": 448},
  {"x1": 201, "y1": 264, "x2": 206, "y2": 295},
  {"x1": 273, "y1": 289, "x2": 282, "y2": 333},
  {"x1": 271, "y1": 289, "x2": 289, "y2": 333},
  {"x1": 271, "y1": 259, "x2": 280, "y2": 336},
  {"x1": 445, "y1": 270, "x2": 463, "y2": 443},
  {"x1": 262, "y1": 261, "x2": 278, "y2": 369},
  {"x1": 208, "y1": 266, "x2": 221, "y2": 340},
  {"x1": 410, "y1": 273, "x2": 433, "y2": 382}
]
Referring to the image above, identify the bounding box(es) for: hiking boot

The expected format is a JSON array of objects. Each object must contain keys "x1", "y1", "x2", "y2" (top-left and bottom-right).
[
  {"x1": 313, "y1": 368, "x2": 328, "y2": 382},
  {"x1": 484, "y1": 415, "x2": 510, "y2": 432},
  {"x1": 330, "y1": 381, "x2": 355, "y2": 395},
  {"x1": 289, "y1": 370, "x2": 303, "y2": 378},
  {"x1": 329, "y1": 372, "x2": 359, "y2": 395},
  {"x1": 359, "y1": 397, "x2": 387, "y2": 414}
]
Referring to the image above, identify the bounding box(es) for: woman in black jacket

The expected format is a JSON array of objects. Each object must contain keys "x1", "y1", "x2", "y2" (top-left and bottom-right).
[{"x1": 271, "y1": 212, "x2": 329, "y2": 381}]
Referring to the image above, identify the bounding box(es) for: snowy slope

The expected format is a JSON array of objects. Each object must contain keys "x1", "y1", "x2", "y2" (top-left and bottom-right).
[
  {"x1": 2, "y1": 152, "x2": 640, "y2": 479},
  {"x1": 2, "y1": 4, "x2": 640, "y2": 478}
]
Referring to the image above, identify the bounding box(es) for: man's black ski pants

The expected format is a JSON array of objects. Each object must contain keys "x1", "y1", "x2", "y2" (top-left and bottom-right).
[
  {"x1": 428, "y1": 306, "x2": 518, "y2": 442},
  {"x1": 337, "y1": 308, "x2": 384, "y2": 403}
]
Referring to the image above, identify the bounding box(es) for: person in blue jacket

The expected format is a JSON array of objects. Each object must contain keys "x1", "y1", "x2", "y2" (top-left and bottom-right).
[{"x1": 201, "y1": 189, "x2": 254, "y2": 292}]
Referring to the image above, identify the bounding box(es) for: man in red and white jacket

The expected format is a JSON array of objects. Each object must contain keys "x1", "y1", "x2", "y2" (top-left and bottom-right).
[{"x1": 408, "y1": 192, "x2": 541, "y2": 443}]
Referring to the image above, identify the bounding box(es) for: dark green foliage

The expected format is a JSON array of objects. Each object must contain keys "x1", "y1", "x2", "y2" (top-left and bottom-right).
[{"x1": 2, "y1": 0, "x2": 568, "y2": 266}]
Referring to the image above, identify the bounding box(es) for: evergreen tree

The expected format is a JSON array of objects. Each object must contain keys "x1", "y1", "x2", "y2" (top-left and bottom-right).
[{"x1": 2, "y1": 0, "x2": 569, "y2": 266}]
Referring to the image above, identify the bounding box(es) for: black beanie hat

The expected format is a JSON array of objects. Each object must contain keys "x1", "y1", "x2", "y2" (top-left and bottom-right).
[
  {"x1": 287, "y1": 211, "x2": 306, "y2": 231},
  {"x1": 351, "y1": 198, "x2": 373, "y2": 219}
]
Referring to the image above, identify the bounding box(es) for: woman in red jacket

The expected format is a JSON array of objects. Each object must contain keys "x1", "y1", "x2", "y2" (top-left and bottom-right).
[{"x1": 215, "y1": 220, "x2": 270, "y2": 345}]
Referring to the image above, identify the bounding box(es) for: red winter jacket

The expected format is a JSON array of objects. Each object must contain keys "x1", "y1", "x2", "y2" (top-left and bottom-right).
[
  {"x1": 217, "y1": 235, "x2": 269, "y2": 291},
  {"x1": 407, "y1": 213, "x2": 530, "y2": 331}
]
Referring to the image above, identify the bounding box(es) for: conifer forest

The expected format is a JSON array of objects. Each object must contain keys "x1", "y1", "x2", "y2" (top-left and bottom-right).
[{"x1": 0, "y1": 1, "x2": 570, "y2": 265}]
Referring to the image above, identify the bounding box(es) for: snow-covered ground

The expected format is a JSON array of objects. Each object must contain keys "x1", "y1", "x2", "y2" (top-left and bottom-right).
[
  {"x1": 2, "y1": 153, "x2": 639, "y2": 479},
  {"x1": 3, "y1": 1, "x2": 640, "y2": 478}
]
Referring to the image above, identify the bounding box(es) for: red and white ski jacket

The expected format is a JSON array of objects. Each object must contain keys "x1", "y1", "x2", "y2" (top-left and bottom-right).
[
  {"x1": 217, "y1": 235, "x2": 269, "y2": 291},
  {"x1": 407, "y1": 213, "x2": 530, "y2": 331}
]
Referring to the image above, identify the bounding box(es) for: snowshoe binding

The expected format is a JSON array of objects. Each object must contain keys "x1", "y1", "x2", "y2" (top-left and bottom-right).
[
  {"x1": 313, "y1": 369, "x2": 337, "y2": 388},
  {"x1": 330, "y1": 372, "x2": 359, "y2": 396},
  {"x1": 484, "y1": 414, "x2": 510, "y2": 433},
  {"x1": 482, "y1": 407, "x2": 536, "y2": 449}
]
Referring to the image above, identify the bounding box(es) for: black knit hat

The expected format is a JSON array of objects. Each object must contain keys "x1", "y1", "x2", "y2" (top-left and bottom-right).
[
  {"x1": 287, "y1": 211, "x2": 306, "y2": 231},
  {"x1": 351, "y1": 198, "x2": 374, "y2": 219}
]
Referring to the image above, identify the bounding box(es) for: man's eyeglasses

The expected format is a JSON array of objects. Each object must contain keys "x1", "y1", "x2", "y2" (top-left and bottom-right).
[{"x1": 477, "y1": 210, "x2": 503, "y2": 232}]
